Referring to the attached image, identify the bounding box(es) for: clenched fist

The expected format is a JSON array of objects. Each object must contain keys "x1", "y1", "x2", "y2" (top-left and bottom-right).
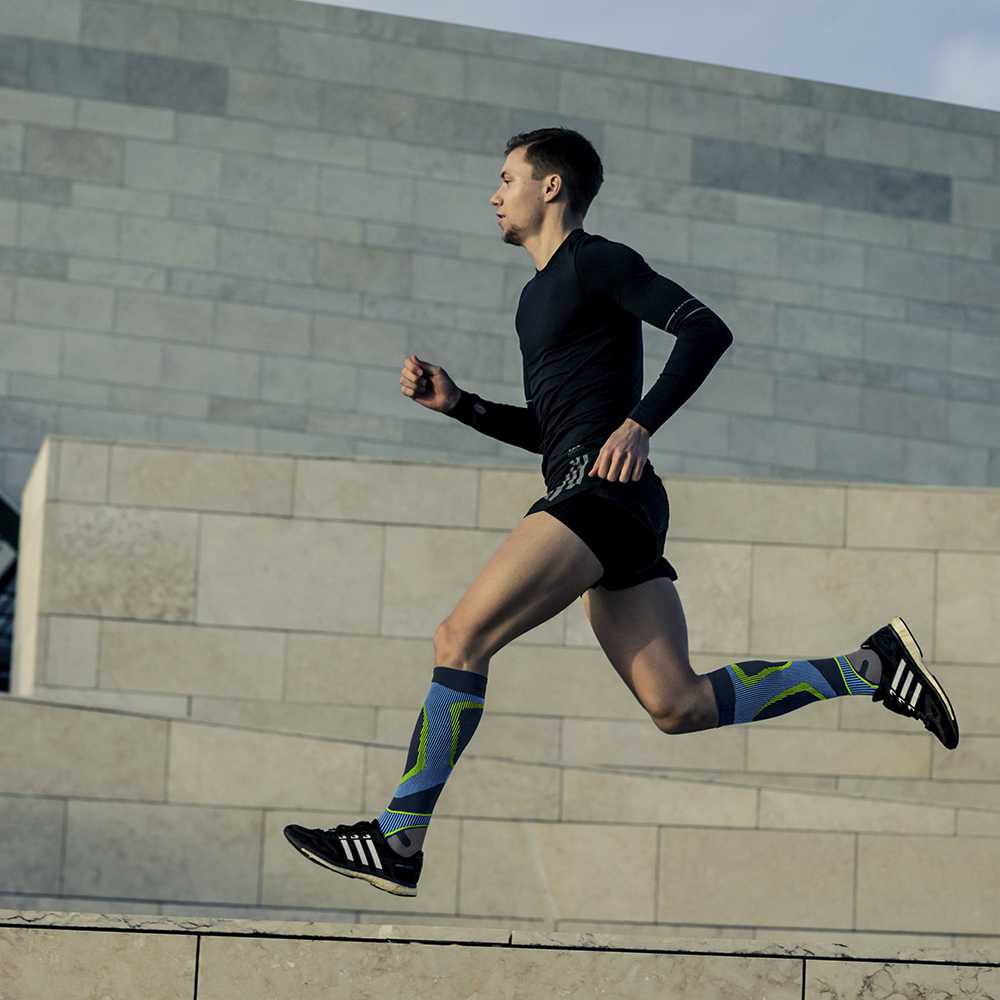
[{"x1": 399, "y1": 354, "x2": 461, "y2": 413}]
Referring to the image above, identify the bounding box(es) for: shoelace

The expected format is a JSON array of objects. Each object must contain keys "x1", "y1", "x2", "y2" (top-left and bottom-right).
[{"x1": 324, "y1": 819, "x2": 373, "y2": 837}]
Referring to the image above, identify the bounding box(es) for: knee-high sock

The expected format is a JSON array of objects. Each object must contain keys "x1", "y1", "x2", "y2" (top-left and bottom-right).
[
  {"x1": 707, "y1": 654, "x2": 877, "y2": 726},
  {"x1": 375, "y1": 666, "x2": 486, "y2": 840}
]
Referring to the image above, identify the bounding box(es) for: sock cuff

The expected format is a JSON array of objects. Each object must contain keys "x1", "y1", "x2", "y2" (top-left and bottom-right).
[
  {"x1": 432, "y1": 665, "x2": 487, "y2": 698},
  {"x1": 707, "y1": 666, "x2": 735, "y2": 727}
]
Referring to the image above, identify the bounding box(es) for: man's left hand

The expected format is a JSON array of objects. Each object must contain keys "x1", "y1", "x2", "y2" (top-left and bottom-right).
[{"x1": 587, "y1": 418, "x2": 650, "y2": 482}]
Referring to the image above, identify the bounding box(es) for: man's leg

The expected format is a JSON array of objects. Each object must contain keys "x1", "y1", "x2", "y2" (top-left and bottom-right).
[
  {"x1": 377, "y1": 509, "x2": 606, "y2": 856},
  {"x1": 583, "y1": 576, "x2": 882, "y2": 734}
]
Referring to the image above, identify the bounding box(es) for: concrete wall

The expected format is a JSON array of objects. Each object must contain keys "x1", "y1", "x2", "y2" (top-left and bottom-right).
[
  {"x1": 0, "y1": 0, "x2": 999, "y2": 505},
  {"x1": 15, "y1": 436, "x2": 1000, "y2": 813}
]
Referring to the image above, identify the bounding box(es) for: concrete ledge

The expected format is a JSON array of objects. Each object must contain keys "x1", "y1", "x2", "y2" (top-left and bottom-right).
[{"x1": 1, "y1": 908, "x2": 999, "y2": 999}]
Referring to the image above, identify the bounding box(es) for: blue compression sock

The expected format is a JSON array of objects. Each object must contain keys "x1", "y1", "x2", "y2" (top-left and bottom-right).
[
  {"x1": 376, "y1": 666, "x2": 486, "y2": 842},
  {"x1": 706, "y1": 652, "x2": 879, "y2": 726}
]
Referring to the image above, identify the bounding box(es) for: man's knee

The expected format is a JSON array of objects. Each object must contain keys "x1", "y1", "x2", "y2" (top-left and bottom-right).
[
  {"x1": 652, "y1": 708, "x2": 684, "y2": 734},
  {"x1": 433, "y1": 619, "x2": 485, "y2": 662},
  {"x1": 433, "y1": 619, "x2": 455, "y2": 652},
  {"x1": 651, "y1": 685, "x2": 708, "y2": 734}
]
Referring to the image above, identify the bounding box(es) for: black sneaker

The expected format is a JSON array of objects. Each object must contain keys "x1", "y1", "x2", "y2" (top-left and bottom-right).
[
  {"x1": 861, "y1": 615, "x2": 959, "y2": 750},
  {"x1": 283, "y1": 818, "x2": 422, "y2": 897}
]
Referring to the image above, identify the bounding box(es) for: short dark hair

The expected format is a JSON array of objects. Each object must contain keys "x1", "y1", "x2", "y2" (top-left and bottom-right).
[{"x1": 503, "y1": 127, "x2": 604, "y2": 220}]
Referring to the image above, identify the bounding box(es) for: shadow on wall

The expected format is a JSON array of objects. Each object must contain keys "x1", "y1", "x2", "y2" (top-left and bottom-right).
[{"x1": 0, "y1": 490, "x2": 19, "y2": 693}]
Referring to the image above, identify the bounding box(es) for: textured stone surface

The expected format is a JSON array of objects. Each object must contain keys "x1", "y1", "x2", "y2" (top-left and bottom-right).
[
  {"x1": 10, "y1": 437, "x2": 999, "y2": 816},
  {"x1": 0, "y1": 0, "x2": 998, "y2": 501}
]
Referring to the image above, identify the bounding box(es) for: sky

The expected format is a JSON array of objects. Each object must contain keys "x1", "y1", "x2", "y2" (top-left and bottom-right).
[{"x1": 307, "y1": 0, "x2": 1000, "y2": 114}]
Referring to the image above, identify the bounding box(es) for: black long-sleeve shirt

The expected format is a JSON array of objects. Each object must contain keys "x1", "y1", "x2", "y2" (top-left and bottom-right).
[{"x1": 444, "y1": 227, "x2": 733, "y2": 490}]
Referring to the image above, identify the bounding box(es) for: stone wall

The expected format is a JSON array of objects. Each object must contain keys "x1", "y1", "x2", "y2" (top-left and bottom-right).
[
  {"x1": 0, "y1": 0, "x2": 999, "y2": 503},
  {"x1": 14, "y1": 436, "x2": 1000, "y2": 812}
]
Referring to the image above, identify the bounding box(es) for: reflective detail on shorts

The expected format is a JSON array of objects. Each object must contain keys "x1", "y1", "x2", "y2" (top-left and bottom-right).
[{"x1": 544, "y1": 451, "x2": 590, "y2": 502}]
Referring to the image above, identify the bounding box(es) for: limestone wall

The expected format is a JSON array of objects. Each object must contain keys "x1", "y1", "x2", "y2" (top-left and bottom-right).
[
  {"x1": 14, "y1": 435, "x2": 1000, "y2": 811},
  {"x1": 1, "y1": 0, "x2": 999, "y2": 501},
  {"x1": 3, "y1": 695, "x2": 1000, "y2": 940}
]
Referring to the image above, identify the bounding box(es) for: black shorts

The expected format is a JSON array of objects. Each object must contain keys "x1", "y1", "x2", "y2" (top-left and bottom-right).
[{"x1": 523, "y1": 440, "x2": 678, "y2": 591}]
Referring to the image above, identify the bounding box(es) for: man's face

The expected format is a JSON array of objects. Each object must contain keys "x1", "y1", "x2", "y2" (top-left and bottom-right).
[{"x1": 490, "y1": 146, "x2": 543, "y2": 244}]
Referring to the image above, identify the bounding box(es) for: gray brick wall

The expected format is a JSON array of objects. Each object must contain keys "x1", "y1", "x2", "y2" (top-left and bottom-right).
[{"x1": 0, "y1": 0, "x2": 999, "y2": 503}]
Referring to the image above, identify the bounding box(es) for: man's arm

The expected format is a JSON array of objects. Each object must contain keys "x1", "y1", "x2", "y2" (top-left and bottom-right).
[
  {"x1": 575, "y1": 237, "x2": 734, "y2": 438},
  {"x1": 442, "y1": 388, "x2": 543, "y2": 454}
]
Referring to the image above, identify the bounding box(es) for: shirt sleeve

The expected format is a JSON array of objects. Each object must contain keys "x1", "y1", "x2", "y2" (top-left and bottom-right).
[
  {"x1": 574, "y1": 235, "x2": 734, "y2": 437},
  {"x1": 443, "y1": 389, "x2": 543, "y2": 454}
]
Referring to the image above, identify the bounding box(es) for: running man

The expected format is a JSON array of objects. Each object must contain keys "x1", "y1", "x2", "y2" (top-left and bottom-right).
[{"x1": 285, "y1": 127, "x2": 959, "y2": 897}]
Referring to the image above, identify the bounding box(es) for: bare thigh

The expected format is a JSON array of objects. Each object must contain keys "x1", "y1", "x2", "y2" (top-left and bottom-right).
[
  {"x1": 436, "y1": 510, "x2": 605, "y2": 671},
  {"x1": 583, "y1": 576, "x2": 706, "y2": 726}
]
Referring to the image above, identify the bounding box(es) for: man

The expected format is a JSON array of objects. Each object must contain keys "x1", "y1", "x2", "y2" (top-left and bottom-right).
[{"x1": 285, "y1": 127, "x2": 959, "y2": 898}]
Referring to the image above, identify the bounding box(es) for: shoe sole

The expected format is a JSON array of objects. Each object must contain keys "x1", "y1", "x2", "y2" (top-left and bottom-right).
[
  {"x1": 284, "y1": 830, "x2": 418, "y2": 897},
  {"x1": 889, "y1": 615, "x2": 959, "y2": 748}
]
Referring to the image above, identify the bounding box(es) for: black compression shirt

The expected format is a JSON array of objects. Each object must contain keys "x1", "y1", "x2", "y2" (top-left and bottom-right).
[{"x1": 445, "y1": 227, "x2": 734, "y2": 490}]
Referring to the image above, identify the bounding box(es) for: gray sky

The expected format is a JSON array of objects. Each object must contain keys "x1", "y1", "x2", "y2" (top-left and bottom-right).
[{"x1": 309, "y1": 0, "x2": 1000, "y2": 114}]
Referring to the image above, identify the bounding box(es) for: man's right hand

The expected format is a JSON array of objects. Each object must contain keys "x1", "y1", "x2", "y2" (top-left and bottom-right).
[{"x1": 400, "y1": 354, "x2": 461, "y2": 413}]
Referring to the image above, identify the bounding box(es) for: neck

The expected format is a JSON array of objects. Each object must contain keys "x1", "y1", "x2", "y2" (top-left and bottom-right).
[{"x1": 526, "y1": 217, "x2": 582, "y2": 272}]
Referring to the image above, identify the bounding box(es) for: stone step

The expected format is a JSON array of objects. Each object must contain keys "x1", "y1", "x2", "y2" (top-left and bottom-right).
[{"x1": 3, "y1": 908, "x2": 999, "y2": 999}]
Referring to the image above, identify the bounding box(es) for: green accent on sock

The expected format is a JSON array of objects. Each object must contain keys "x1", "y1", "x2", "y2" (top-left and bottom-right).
[
  {"x1": 449, "y1": 701, "x2": 484, "y2": 766},
  {"x1": 730, "y1": 659, "x2": 793, "y2": 685},
  {"x1": 399, "y1": 705, "x2": 429, "y2": 783},
  {"x1": 376, "y1": 668, "x2": 487, "y2": 840},
  {"x1": 707, "y1": 652, "x2": 878, "y2": 727},
  {"x1": 758, "y1": 680, "x2": 830, "y2": 715}
]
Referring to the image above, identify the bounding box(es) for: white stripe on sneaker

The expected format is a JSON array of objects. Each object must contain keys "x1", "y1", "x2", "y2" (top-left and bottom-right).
[
  {"x1": 340, "y1": 837, "x2": 353, "y2": 862},
  {"x1": 890, "y1": 658, "x2": 907, "y2": 693},
  {"x1": 353, "y1": 836, "x2": 366, "y2": 865},
  {"x1": 909, "y1": 681, "x2": 922, "y2": 709},
  {"x1": 899, "y1": 671, "x2": 914, "y2": 701},
  {"x1": 365, "y1": 835, "x2": 383, "y2": 870}
]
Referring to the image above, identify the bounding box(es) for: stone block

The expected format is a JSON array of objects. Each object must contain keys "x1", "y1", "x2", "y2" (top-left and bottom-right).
[
  {"x1": 196, "y1": 511, "x2": 381, "y2": 632},
  {"x1": 0, "y1": 322, "x2": 61, "y2": 378},
  {"x1": 215, "y1": 300, "x2": 309, "y2": 354},
  {"x1": 114, "y1": 290, "x2": 211, "y2": 346},
  {"x1": 752, "y1": 543, "x2": 934, "y2": 657},
  {"x1": 24, "y1": 124, "x2": 123, "y2": 183},
  {"x1": 226, "y1": 68, "x2": 321, "y2": 127},
  {"x1": 465, "y1": 53, "x2": 558, "y2": 114},
  {"x1": 857, "y1": 833, "x2": 1000, "y2": 934},
  {"x1": 126, "y1": 53, "x2": 228, "y2": 115},
  {"x1": 18, "y1": 202, "x2": 118, "y2": 257},
  {"x1": 15, "y1": 276, "x2": 113, "y2": 330},
  {"x1": 217, "y1": 228, "x2": 313, "y2": 283},
  {"x1": 658, "y1": 826, "x2": 853, "y2": 927},
  {"x1": 0, "y1": 85, "x2": 74, "y2": 128},
  {"x1": 179, "y1": 11, "x2": 278, "y2": 70},
  {"x1": 121, "y1": 215, "x2": 217, "y2": 268},
  {"x1": 461, "y1": 819, "x2": 658, "y2": 922},
  {"x1": 124, "y1": 139, "x2": 222, "y2": 195},
  {"x1": 80, "y1": 1, "x2": 179, "y2": 56},
  {"x1": 936, "y1": 552, "x2": 1000, "y2": 665},
  {"x1": 65, "y1": 800, "x2": 259, "y2": 902},
  {"x1": 113, "y1": 440, "x2": 291, "y2": 512},
  {"x1": 4, "y1": 0, "x2": 82, "y2": 43},
  {"x1": 0, "y1": 699, "x2": 167, "y2": 798}
]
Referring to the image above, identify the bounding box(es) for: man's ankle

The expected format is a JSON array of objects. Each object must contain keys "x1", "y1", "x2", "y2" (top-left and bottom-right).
[{"x1": 387, "y1": 828, "x2": 425, "y2": 857}]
